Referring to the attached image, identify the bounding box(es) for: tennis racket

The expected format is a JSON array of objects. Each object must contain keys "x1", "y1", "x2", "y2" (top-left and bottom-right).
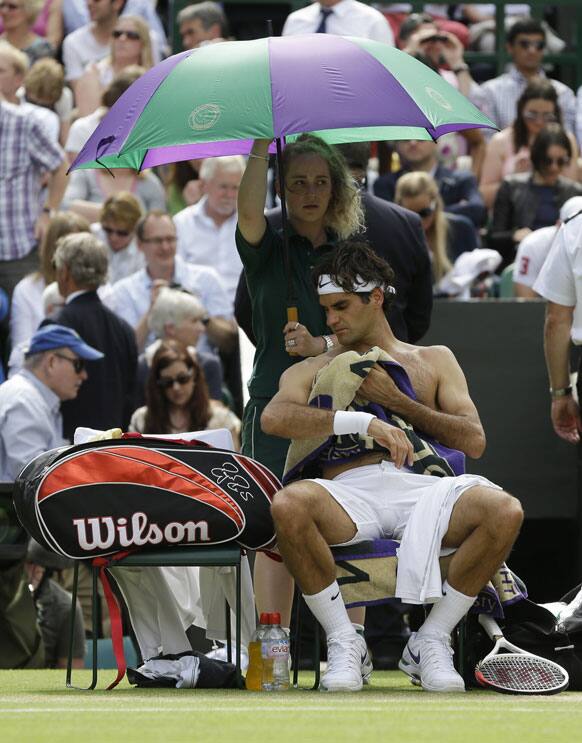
[{"x1": 474, "y1": 614, "x2": 569, "y2": 695}]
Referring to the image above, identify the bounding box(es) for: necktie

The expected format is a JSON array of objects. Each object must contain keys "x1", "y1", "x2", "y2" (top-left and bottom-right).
[{"x1": 315, "y1": 7, "x2": 333, "y2": 34}]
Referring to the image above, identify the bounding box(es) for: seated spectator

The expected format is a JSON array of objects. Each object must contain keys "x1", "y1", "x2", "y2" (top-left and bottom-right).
[
  {"x1": 20, "y1": 57, "x2": 67, "y2": 144},
  {"x1": 382, "y1": 5, "x2": 469, "y2": 47},
  {"x1": 129, "y1": 339, "x2": 240, "y2": 448},
  {"x1": 76, "y1": 14, "x2": 153, "y2": 116},
  {"x1": 489, "y1": 124, "x2": 582, "y2": 267},
  {"x1": 0, "y1": 323, "x2": 103, "y2": 480},
  {"x1": 62, "y1": 163, "x2": 165, "y2": 223},
  {"x1": 480, "y1": 79, "x2": 579, "y2": 210},
  {"x1": 164, "y1": 159, "x2": 204, "y2": 215},
  {"x1": 480, "y1": 18, "x2": 576, "y2": 138},
  {"x1": 0, "y1": 0, "x2": 55, "y2": 63},
  {"x1": 178, "y1": 1, "x2": 228, "y2": 50},
  {"x1": 10, "y1": 211, "x2": 89, "y2": 349},
  {"x1": 105, "y1": 210, "x2": 236, "y2": 355},
  {"x1": 282, "y1": 0, "x2": 394, "y2": 45},
  {"x1": 513, "y1": 196, "x2": 582, "y2": 298},
  {"x1": 0, "y1": 0, "x2": 64, "y2": 49},
  {"x1": 50, "y1": 231, "x2": 138, "y2": 439},
  {"x1": 64, "y1": 64, "x2": 145, "y2": 164},
  {"x1": 90, "y1": 191, "x2": 144, "y2": 284},
  {"x1": 395, "y1": 171, "x2": 479, "y2": 288},
  {"x1": 374, "y1": 139, "x2": 487, "y2": 228},
  {"x1": 143, "y1": 287, "x2": 223, "y2": 403}
]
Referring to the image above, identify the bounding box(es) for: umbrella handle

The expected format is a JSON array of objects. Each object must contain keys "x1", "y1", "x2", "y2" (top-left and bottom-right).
[{"x1": 287, "y1": 305, "x2": 299, "y2": 357}]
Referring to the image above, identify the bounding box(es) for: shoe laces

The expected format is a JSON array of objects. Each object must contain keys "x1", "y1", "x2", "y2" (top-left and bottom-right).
[
  {"x1": 326, "y1": 635, "x2": 361, "y2": 674},
  {"x1": 419, "y1": 634, "x2": 455, "y2": 669}
]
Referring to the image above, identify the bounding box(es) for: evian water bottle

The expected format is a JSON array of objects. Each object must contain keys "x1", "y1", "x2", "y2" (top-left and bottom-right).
[{"x1": 261, "y1": 612, "x2": 290, "y2": 691}]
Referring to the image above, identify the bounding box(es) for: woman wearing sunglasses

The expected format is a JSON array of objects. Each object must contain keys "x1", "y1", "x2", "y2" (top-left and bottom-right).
[
  {"x1": 395, "y1": 171, "x2": 479, "y2": 289},
  {"x1": 90, "y1": 191, "x2": 144, "y2": 284},
  {"x1": 76, "y1": 15, "x2": 153, "y2": 117},
  {"x1": 480, "y1": 79, "x2": 579, "y2": 209},
  {"x1": 0, "y1": 0, "x2": 54, "y2": 64},
  {"x1": 129, "y1": 339, "x2": 240, "y2": 447},
  {"x1": 489, "y1": 123, "x2": 582, "y2": 268}
]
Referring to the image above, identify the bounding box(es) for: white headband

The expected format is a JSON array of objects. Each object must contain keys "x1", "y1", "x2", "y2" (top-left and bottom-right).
[{"x1": 317, "y1": 274, "x2": 395, "y2": 296}]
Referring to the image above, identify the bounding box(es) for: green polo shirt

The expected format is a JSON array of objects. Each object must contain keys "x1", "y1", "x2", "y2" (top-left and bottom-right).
[{"x1": 236, "y1": 221, "x2": 335, "y2": 399}]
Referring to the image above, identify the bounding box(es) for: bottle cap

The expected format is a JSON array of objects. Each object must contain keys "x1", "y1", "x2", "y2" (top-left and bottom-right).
[
  {"x1": 270, "y1": 612, "x2": 281, "y2": 625},
  {"x1": 259, "y1": 612, "x2": 271, "y2": 625}
]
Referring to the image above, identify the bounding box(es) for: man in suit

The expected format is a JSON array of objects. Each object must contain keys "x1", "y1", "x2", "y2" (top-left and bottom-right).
[
  {"x1": 235, "y1": 141, "x2": 433, "y2": 346},
  {"x1": 373, "y1": 139, "x2": 487, "y2": 229},
  {"x1": 51, "y1": 232, "x2": 138, "y2": 440}
]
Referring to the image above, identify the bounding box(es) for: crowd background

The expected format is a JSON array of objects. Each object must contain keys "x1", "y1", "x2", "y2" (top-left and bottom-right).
[{"x1": 1, "y1": 0, "x2": 582, "y2": 669}]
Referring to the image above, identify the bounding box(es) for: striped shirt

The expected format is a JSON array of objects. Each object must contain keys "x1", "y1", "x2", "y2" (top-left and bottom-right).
[{"x1": 0, "y1": 102, "x2": 64, "y2": 261}]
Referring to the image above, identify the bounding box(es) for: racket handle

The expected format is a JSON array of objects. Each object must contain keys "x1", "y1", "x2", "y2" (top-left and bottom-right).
[
  {"x1": 478, "y1": 613, "x2": 503, "y2": 640},
  {"x1": 287, "y1": 305, "x2": 299, "y2": 356}
]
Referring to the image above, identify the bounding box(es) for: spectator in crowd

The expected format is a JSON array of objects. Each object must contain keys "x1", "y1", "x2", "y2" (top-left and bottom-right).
[
  {"x1": 76, "y1": 15, "x2": 153, "y2": 116},
  {"x1": 105, "y1": 210, "x2": 236, "y2": 354},
  {"x1": 395, "y1": 171, "x2": 479, "y2": 287},
  {"x1": 141, "y1": 286, "x2": 223, "y2": 403},
  {"x1": 21, "y1": 57, "x2": 67, "y2": 143},
  {"x1": 480, "y1": 79, "x2": 579, "y2": 210},
  {"x1": 513, "y1": 196, "x2": 582, "y2": 298},
  {"x1": 374, "y1": 139, "x2": 487, "y2": 228},
  {"x1": 383, "y1": 5, "x2": 470, "y2": 47},
  {"x1": 575, "y1": 85, "x2": 582, "y2": 153},
  {"x1": 0, "y1": 323, "x2": 103, "y2": 480},
  {"x1": 489, "y1": 124, "x2": 582, "y2": 267},
  {"x1": 0, "y1": 0, "x2": 64, "y2": 49},
  {"x1": 129, "y1": 339, "x2": 240, "y2": 447},
  {"x1": 282, "y1": 0, "x2": 394, "y2": 44},
  {"x1": 0, "y1": 0, "x2": 54, "y2": 63},
  {"x1": 10, "y1": 211, "x2": 89, "y2": 349},
  {"x1": 62, "y1": 161, "x2": 165, "y2": 223},
  {"x1": 0, "y1": 99, "x2": 66, "y2": 297},
  {"x1": 50, "y1": 232, "x2": 138, "y2": 440},
  {"x1": 174, "y1": 156, "x2": 245, "y2": 307},
  {"x1": 398, "y1": 12, "x2": 485, "y2": 177},
  {"x1": 164, "y1": 159, "x2": 204, "y2": 215},
  {"x1": 90, "y1": 191, "x2": 144, "y2": 284},
  {"x1": 64, "y1": 64, "x2": 145, "y2": 164},
  {"x1": 479, "y1": 18, "x2": 576, "y2": 137},
  {"x1": 178, "y1": 1, "x2": 228, "y2": 50}
]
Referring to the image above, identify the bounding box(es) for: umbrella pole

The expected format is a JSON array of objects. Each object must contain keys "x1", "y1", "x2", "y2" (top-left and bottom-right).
[{"x1": 275, "y1": 137, "x2": 298, "y2": 326}]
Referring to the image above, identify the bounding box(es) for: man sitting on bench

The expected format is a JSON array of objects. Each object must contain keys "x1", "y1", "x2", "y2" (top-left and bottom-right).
[{"x1": 261, "y1": 242, "x2": 523, "y2": 693}]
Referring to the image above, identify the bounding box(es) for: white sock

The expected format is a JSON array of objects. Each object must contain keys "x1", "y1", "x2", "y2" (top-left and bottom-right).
[
  {"x1": 417, "y1": 581, "x2": 476, "y2": 638},
  {"x1": 303, "y1": 581, "x2": 356, "y2": 639}
]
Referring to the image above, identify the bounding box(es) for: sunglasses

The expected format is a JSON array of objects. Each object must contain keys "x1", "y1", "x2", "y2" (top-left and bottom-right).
[
  {"x1": 516, "y1": 39, "x2": 545, "y2": 51},
  {"x1": 112, "y1": 29, "x2": 141, "y2": 40},
  {"x1": 53, "y1": 353, "x2": 85, "y2": 374},
  {"x1": 157, "y1": 371, "x2": 194, "y2": 389},
  {"x1": 542, "y1": 156, "x2": 570, "y2": 168},
  {"x1": 523, "y1": 111, "x2": 557, "y2": 123},
  {"x1": 103, "y1": 225, "x2": 131, "y2": 238},
  {"x1": 415, "y1": 201, "x2": 437, "y2": 219},
  {"x1": 0, "y1": 2, "x2": 21, "y2": 9}
]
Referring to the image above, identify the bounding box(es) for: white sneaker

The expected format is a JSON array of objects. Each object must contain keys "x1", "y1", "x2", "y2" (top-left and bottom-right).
[
  {"x1": 320, "y1": 633, "x2": 371, "y2": 692},
  {"x1": 205, "y1": 643, "x2": 249, "y2": 672},
  {"x1": 399, "y1": 631, "x2": 465, "y2": 692}
]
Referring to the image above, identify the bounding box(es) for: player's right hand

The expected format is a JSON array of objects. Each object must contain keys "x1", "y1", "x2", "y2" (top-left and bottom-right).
[{"x1": 368, "y1": 418, "x2": 414, "y2": 469}]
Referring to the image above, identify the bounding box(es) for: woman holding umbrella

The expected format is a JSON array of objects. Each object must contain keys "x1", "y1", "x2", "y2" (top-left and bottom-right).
[{"x1": 236, "y1": 133, "x2": 363, "y2": 620}]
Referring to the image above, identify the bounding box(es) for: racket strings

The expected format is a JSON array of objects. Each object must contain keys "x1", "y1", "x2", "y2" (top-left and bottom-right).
[{"x1": 477, "y1": 654, "x2": 567, "y2": 692}]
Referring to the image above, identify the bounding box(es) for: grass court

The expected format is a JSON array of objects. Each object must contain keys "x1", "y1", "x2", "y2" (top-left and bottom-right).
[{"x1": 1, "y1": 670, "x2": 581, "y2": 743}]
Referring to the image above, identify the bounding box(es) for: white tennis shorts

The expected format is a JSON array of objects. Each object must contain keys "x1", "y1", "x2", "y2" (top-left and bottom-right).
[{"x1": 308, "y1": 460, "x2": 500, "y2": 547}]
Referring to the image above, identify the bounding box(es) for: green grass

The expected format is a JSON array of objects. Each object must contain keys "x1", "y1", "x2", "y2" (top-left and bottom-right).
[{"x1": 1, "y1": 670, "x2": 581, "y2": 743}]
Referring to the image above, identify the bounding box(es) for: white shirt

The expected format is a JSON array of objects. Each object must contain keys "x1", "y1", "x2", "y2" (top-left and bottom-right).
[
  {"x1": 90, "y1": 223, "x2": 145, "y2": 284},
  {"x1": 104, "y1": 255, "x2": 232, "y2": 352},
  {"x1": 513, "y1": 226, "x2": 558, "y2": 291},
  {"x1": 65, "y1": 108, "x2": 104, "y2": 155},
  {"x1": 9, "y1": 273, "x2": 45, "y2": 348},
  {"x1": 0, "y1": 369, "x2": 65, "y2": 481},
  {"x1": 174, "y1": 196, "x2": 241, "y2": 308},
  {"x1": 534, "y1": 216, "x2": 582, "y2": 343},
  {"x1": 62, "y1": 25, "x2": 110, "y2": 82},
  {"x1": 282, "y1": 0, "x2": 395, "y2": 45}
]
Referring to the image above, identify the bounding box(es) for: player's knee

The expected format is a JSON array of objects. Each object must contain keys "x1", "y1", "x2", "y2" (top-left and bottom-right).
[
  {"x1": 495, "y1": 492, "x2": 524, "y2": 541},
  {"x1": 271, "y1": 484, "x2": 313, "y2": 534}
]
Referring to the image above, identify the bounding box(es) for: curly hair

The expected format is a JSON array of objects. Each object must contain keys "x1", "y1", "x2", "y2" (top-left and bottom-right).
[
  {"x1": 279, "y1": 134, "x2": 364, "y2": 240},
  {"x1": 312, "y1": 240, "x2": 396, "y2": 319},
  {"x1": 144, "y1": 340, "x2": 211, "y2": 434}
]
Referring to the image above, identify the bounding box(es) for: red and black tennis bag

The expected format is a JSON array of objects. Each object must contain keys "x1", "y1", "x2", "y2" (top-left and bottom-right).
[{"x1": 13, "y1": 435, "x2": 280, "y2": 559}]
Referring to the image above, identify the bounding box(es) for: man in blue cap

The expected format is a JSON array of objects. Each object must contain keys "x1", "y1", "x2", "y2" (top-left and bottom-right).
[{"x1": 0, "y1": 324, "x2": 103, "y2": 480}]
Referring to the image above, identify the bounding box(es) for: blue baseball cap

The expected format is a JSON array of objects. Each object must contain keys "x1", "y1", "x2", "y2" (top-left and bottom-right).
[{"x1": 25, "y1": 324, "x2": 104, "y2": 361}]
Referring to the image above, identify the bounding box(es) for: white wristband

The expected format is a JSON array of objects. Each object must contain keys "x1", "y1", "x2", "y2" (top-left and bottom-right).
[{"x1": 333, "y1": 410, "x2": 376, "y2": 436}]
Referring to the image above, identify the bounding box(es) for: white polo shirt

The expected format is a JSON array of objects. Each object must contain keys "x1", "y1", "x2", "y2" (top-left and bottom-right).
[
  {"x1": 282, "y1": 0, "x2": 395, "y2": 44},
  {"x1": 513, "y1": 226, "x2": 558, "y2": 291},
  {"x1": 174, "y1": 196, "x2": 242, "y2": 308},
  {"x1": 534, "y1": 215, "x2": 582, "y2": 343}
]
